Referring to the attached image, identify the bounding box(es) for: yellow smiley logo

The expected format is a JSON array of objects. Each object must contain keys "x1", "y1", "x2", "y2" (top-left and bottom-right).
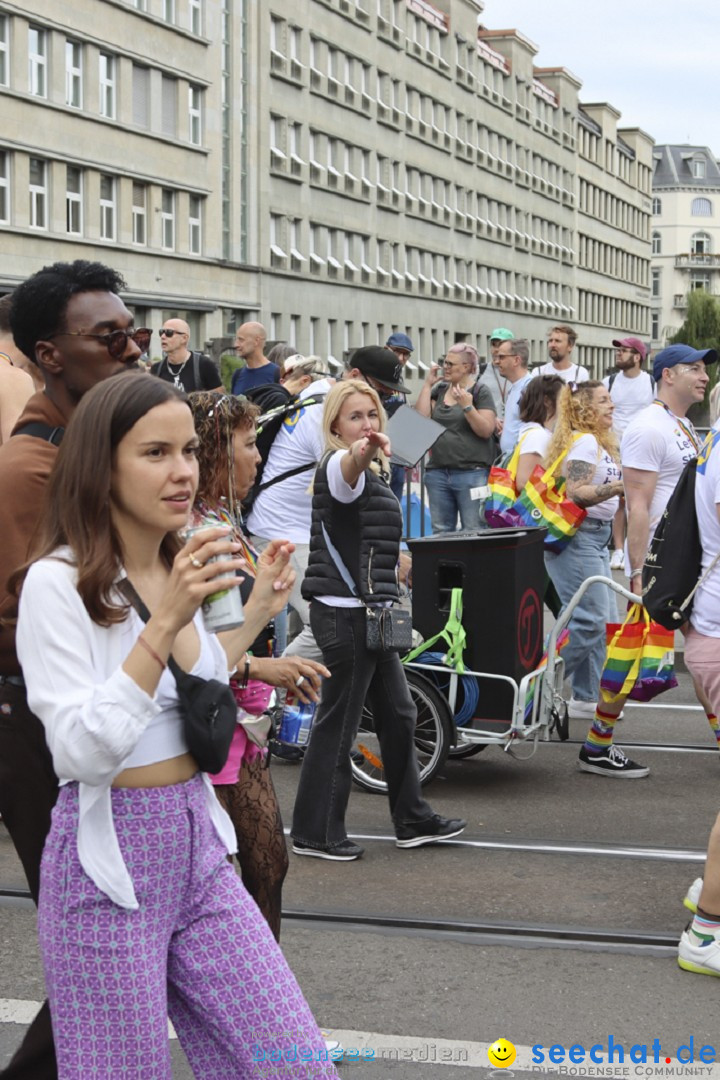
[{"x1": 488, "y1": 1038, "x2": 517, "y2": 1068}]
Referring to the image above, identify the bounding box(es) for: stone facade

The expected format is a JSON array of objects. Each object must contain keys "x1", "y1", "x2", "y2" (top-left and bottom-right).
[{"x1": 0, "y1": 0, "x2": 653, "y2": 379}]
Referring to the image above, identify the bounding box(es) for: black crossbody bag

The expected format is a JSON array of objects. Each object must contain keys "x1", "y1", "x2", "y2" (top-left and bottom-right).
[
  {"x1": 120, "y1": 581, "x2": 237, "y2": 774},
  {"x1": 320, "y1": 524, "x2": 412, "y2": 653}
]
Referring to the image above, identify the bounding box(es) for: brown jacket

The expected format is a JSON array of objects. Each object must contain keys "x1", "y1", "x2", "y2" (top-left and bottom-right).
[{"x1": 0, "y1": 392, "x2": 65, "y2": 675}]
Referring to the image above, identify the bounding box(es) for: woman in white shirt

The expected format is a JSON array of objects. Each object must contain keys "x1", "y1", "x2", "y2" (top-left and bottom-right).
[
  {"x1": 515, "y1": 374, "x2": 564, "y2": 491},
  {"x1": 16, "y1": 373, "x2": 338, "y2": 1079},
  {"x1": 544, "y1": 383, "x2": 648, "y2": 779}
]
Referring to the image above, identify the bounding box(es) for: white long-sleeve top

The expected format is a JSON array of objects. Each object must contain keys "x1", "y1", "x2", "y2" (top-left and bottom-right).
[{"x1": 16, "y1": 550, "x2": 236, "y2": 910}]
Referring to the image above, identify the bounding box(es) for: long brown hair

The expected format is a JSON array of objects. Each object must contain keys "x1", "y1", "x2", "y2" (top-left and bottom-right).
[
  {"x1": 16, "y1": 372, "x2": 189, "y2": 625},
  {"x1": 188, "y1": 391, "x2": 260, "y2": 514}
]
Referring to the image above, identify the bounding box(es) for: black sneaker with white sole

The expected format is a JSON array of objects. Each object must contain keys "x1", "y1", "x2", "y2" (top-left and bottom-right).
[
  {"x1": 292, "y1": 839, "x2": 364, "y2": 861},
  {"x1": 578, "y1": 744, "x2": 649, "y2": 778},
  {"x1": 395, "y1": 814, "x2": 467, "y2": 848}
]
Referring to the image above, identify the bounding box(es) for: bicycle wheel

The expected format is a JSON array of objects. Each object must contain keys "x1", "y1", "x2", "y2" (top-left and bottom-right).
[{"x1": 351, "y1": 669, "x2": 452, "y2": 794}]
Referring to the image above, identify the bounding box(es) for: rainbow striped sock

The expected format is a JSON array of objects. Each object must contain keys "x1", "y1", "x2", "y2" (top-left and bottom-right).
[
  {"x1": 706, "y1": 713, "x2": 720, "y2": 748},
  {"x1": 583, "y1": 706, "x2": 619, "y2": 755},
  {"x1": 690, "y1": 910, "x2": 720, "y2": 945}
]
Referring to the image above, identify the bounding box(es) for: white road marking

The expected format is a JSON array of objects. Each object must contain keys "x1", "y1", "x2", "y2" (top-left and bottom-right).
[{"x1": 2, "y1": 1002, "x2": 720, "y2": 1077}]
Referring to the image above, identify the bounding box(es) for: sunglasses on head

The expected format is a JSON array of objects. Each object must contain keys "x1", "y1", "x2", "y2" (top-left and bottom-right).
[
  {"x1": 48, "y1": 327, "x2": 152, "y2": 359},
  {"x1": 159, "y1": 328, "x2": 186, "y2": 338}
]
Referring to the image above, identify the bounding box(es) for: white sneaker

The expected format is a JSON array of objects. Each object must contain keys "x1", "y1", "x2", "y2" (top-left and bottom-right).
[
  {"x1": 567, "y1": 698, "x2": 597, "y2": 720},
  {"x1": 684, "y1": 878, "x2": 704, "y2": 914},
  {"x1": 678, "y1": 928, "x2": 720, "y2": 977},
  {"x1": 609, "y1": 549, "x2": 625, "y2": 570}
]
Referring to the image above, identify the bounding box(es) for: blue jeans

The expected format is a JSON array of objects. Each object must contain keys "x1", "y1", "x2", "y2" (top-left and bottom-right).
[
  {"x1": 545, "y1": 519, "x2": 618, "y2": 703},
  {"x1": 291, "y1": 604, "x2": 433, "y2": 849},
  {"x1": 425, "y1": 467, "x2": 489, "y2": 533}
]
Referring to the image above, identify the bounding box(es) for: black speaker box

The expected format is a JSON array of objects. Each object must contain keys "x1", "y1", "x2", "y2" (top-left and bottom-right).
[{"x1": 407, "y1": 527, "x2": 546, "y2": 722}]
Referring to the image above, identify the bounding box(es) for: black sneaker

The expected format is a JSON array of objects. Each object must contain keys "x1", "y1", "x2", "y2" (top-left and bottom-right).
[
  {"x1": 395, "y1": 814, "x2": 467, "y2": 849},
  {"x1": 578, "y1": 745, "x2": 649, "y2": 778},
  {"x1": 292, "y1": 839, "x2": 364, "y2": 861},
  {"x1": 269, "y1": 739, "x2": 304, "y2": 763}
]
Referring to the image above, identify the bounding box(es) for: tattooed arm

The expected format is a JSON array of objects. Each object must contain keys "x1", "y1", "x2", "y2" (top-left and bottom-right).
[{"x1": 565, "y1": 460, "x2": 624, "y2": 507}]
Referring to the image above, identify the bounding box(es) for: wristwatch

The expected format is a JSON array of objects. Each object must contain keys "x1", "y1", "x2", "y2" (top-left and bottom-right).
[{"x1": 462, "y1": 404, "x2": 472, "y2": 413}]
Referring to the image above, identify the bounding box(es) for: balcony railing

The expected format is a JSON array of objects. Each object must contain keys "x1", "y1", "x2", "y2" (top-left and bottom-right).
[{"x1": 675, "y1": 253, "x2": 720, "y2": 269}]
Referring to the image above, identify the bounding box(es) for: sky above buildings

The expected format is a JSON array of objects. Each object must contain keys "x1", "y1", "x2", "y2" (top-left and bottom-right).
[{"x1": 486, "y1": 0, "x2": 720, "y2": 154}]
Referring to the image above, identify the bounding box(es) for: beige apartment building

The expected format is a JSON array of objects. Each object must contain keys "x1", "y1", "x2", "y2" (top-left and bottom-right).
[
  {"x1": 650, "y1": 144, "x2": 720, "y2": 348},
  {"x1": 0, "y1": 0, "x2": 652, "y2": 379}
]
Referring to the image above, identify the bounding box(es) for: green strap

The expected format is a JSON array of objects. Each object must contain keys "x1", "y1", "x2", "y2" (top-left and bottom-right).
[{"x1": 403, "y1": 588, "x2": 466, "y2": 673}]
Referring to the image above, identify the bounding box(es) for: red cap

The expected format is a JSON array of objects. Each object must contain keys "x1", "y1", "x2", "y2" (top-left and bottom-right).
[{"x1": 612, "y1": 337, "x2": 647, "y2": 361}]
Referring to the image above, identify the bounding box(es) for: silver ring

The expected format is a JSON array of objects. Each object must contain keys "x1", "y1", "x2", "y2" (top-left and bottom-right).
[
  {"x1": 295, "y1": 675, "x2": 306, "y2": 687},
  {"x1": 189, "y1": 555, "x2": 204, "y2": 569}
]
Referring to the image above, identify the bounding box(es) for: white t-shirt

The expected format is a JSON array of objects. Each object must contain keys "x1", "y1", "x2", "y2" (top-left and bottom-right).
[
  {"x1": 602, "y1": 370, "x2": 655, "y2": 436},
  {"x1": 16, "y1": 552, "x2": 236, "y2": 909},
  {"x1": 620, "y1": 402, "x2": 700, "y2": 533},
  {"x1": 533, "y1": 361, "x2": 590, "y2": 385},
  {"x1": 517, "y1": 421, "x2": 552, "y2": 459},
  {"x1": 247, "y1": 379, "x2": 332, "y2": 543},
  {"x1": 499, "y1": 373, "x2": 533, "y2": 455},
  {"x1": 565, "y1": 433, "x2": 621, "y2": 521},
  {"x1": 690, "y1": 424, "x2": 720, "y2": 637}
]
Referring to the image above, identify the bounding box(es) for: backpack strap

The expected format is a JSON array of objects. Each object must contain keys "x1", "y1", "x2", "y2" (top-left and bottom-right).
[
  {"x1": 191, "y1": 351, "x2": 200, "y2": 388},
  {"x1": 13, "y1": 422, "x2": 64, "y2": 446},
  {"x1": 256, "y1": 461, "x2": 317, "y2": 493}
]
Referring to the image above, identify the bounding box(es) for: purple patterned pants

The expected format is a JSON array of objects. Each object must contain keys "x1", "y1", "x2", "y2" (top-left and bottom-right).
[{"x1": 38, "y1": 776, "x2": 338, "y2": 1079}]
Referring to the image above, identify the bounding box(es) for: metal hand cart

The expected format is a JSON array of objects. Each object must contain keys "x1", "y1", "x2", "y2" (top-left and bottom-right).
[{"x1": 351, "y1": 575, "x2": 638, "y2": 793}]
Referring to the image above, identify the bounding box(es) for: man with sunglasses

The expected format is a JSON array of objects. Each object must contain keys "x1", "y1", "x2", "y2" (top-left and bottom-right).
[
  {"x1": 0, "y1": 260, "x2": 144, "y2": 1079},
  {"x1": 150, "y1": 317, "x2": 222, "y2": 393}
]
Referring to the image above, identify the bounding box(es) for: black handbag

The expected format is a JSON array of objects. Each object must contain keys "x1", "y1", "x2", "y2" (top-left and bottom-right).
[
  {"x1": 320, "y1": 524, "x2": 412, "y2": 653},
  {"x1": 121, "y1": 581, "x2": 237, "y2": 774}
]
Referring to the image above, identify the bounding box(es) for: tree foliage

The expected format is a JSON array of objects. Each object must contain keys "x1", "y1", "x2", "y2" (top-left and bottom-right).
[{"x1": 670, "y1": 290, "x2": 720, "y2": 425}]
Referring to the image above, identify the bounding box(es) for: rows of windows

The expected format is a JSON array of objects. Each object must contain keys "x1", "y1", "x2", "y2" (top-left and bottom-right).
[
  {"x1": 272, "y1": 117, "x2": 576, "y2": 240},
  {"x1": 270, "y1": 24, "x2": 645, "y2": 220},
  {"x1": 131, "y1": 0, "x2": 203, "y2": 34},
  {"x1": 652, "y1": 196, "x2": 715, "y2": 217},
  {"x1": 579, "y1": 179, "x2": 649, "y2": 239},
  {"x1": 273, "y1": 3, "x2": 648, "y2": 190},
  {"x1": 269, "y1": 214, "x2": 575, "y2": 315},
  {"x1": 578, "y1": 290, "x2": 647, "y2": 334},
  {"x1": 0, "y1": 151, "x2": 203, "y2": 253},
  {"x1": 577, "y1": 234, "x2": 649, "y2": 287},
  {"x1": 0, "y1": 14, "x2": 204, "y2": 145}
]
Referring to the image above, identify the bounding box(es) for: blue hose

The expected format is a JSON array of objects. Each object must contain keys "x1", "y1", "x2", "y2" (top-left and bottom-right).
[{"x1": 410, "y1": 651, "x2": 479, "y2": 724}]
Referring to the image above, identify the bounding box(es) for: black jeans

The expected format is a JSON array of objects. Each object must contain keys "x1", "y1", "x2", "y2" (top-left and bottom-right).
[
  {"x1": 291, "y1": 604, "x2": 432, "y2": 850},
  {"x1": 0, "y1": 682, "x2": 59, "y2": 1080}
]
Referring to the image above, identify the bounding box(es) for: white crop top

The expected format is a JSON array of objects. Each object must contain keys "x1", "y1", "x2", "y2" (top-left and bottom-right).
[{"x1": 16, "y1": 550, "x2": 237, "y2": 909}]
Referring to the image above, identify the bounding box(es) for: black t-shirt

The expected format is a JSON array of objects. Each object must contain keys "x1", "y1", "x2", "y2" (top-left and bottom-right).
[{"x1": 150, "y1": 352, "x2": 222, "y2": 393}]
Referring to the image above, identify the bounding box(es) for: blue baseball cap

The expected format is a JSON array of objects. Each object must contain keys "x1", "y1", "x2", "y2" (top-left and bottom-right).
[
  {"x1": 653, "y1": 343, "x2": 718, "y2": 382},
  {"x1": 386, "y1": 332, "x2": 414, "y2": 353}
]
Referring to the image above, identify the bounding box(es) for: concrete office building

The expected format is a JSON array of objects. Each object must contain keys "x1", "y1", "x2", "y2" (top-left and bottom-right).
[
  {"x1": 650, "y1": 144, "x2": 720, "y2": 348},
  {"x1": 0, "y1": 0, "x2": 652, "y2": 378}
]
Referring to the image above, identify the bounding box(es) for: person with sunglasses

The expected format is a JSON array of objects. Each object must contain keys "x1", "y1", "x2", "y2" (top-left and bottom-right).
[
  {"x1": 150, "y1": 318, "x2": 223, "y2": 393},
  {"x1": 0, "y1": 259, "x2": 147, "y2": 1077}
]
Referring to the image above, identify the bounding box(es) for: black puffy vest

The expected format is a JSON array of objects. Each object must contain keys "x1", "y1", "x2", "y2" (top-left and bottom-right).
[{"x1": 302, "y1": 452, "x2": 401, "y2": 604}]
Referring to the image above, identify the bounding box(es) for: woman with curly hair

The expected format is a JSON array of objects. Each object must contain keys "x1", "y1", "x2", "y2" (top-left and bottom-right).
[
  {"x1": 543, "y1": 382, "x2": 627, "y2": 723},
  {"x1": 189, "y1": 390, "x2": 329, "y2": 939}
]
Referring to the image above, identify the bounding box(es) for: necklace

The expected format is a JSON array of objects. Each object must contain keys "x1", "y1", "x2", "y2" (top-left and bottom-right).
[{"x1": 165, "y1": 355, "x2": 190, "y2": 388}]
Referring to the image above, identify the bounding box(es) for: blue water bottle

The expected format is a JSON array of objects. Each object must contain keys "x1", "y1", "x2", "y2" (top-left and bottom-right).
[{"x1": 278, "y1": 698, "x2": 317, "y2": 746}]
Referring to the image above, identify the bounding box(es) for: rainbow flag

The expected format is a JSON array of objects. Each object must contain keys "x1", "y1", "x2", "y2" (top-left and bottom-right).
[
  {"x1": 600, "y1": 604, "x2": 677, "y2": 703},
  {"x1": 485, "y1": 439, "x2": 524, "y2": 527}
]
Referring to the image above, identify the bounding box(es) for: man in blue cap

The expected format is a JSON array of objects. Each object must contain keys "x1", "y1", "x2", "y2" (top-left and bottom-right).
[
  {"x1": 622, "y1": 343, "x2": 717, "y2": 597},
  {"x1": 385, "y1": 331, "x2": 414, "y2": 366}
]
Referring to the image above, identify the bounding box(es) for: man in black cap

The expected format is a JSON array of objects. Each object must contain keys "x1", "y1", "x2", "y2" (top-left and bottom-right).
[{"x1": 345, "y1": 345, "x2": 409, "y2": 400}]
